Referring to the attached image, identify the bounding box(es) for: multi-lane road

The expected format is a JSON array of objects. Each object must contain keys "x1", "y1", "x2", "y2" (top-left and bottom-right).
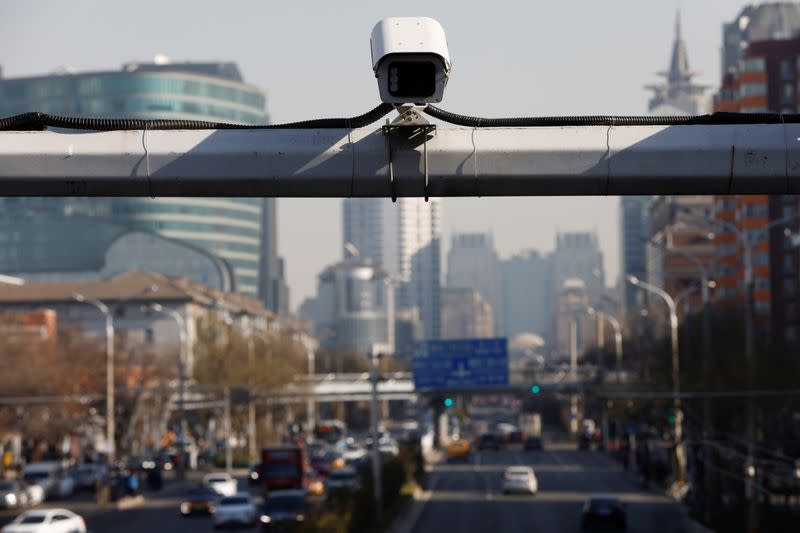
[
  {"x1": 0, "y1": 472, "x2": 257, "y2": 533},
  {"x1": 412, "y1": 441, "x2": 694, "y2": 533},
  {"x1": 1, "y1": 444, "x2": 698, "y2": 533}
]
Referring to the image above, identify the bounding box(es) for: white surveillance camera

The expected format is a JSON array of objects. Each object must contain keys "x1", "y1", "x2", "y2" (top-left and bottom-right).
[{"x1": 370, "y1": 17, "x2": 451, "y2": 104}]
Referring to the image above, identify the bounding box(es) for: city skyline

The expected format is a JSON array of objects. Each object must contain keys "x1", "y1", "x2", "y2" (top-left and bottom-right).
[{"x1": 0, "y1": 0, "x2": 740, "y2": 310}]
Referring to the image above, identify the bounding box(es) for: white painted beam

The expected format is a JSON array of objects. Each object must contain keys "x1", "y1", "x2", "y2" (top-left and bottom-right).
[{"x1": 0, "y1": 124, "x2": 798, "y2": 196}]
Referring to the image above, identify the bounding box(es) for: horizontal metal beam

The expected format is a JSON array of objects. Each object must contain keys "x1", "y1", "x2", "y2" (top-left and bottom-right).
[{"x1": 1, "y1": 124, "x2": 798, "y2": 196}]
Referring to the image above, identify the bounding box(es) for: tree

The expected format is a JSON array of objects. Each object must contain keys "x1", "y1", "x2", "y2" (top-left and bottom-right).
[{"x1": 193, "y1": 315, "x2": 307, "y2": 391}]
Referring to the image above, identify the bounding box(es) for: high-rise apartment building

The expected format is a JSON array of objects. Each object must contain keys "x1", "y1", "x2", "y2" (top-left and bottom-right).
[
  {"x1": 712, "y1": 4, "x2": 800, "y2": 344},
  {"x1": 551, "y1": 232, "x2": 604, "y2": 300},
  {"x1": 550, "y1": 232, "x2": 604, "y2": 354},
  {"x1": 0, "y1": 61, "x2": 288, "y2": 313},
  {"x1": 618, "y1": 197, "x2": 653, "y2": 315},
  {"x1": 500, "y1": 250, "x2": 551, "y2": 342},
  {"x1": 303, "y1": 258, "x2": 390, "y2": 354},
  {"x1": 441, "y1": 287, "x2": 494, "y2": 340},
  {"x1": 446, "y1": 233, "x2": 504, "y2": 335},
  {"x1": 719, "y1": 3, "x2": 800, "y2": 77},
  {"x1": 342, "y1": 198, "x2": 441, "y2": 339},
  {"x1": 646, "y1": 196, "x2": 715, "y2": 312}
]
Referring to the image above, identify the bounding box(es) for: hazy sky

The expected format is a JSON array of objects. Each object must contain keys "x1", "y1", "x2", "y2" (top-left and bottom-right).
[{"x1": 0, "y1": 0, "x2": 748, "y2": 310}]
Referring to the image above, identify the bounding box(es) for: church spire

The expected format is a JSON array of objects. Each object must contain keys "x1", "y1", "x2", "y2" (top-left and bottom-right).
[{"x1": 668, "y1": 9, "x2": 692, "y2": 84}]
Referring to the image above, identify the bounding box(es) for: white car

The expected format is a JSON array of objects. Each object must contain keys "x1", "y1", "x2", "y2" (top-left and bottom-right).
[
  {"x1": 502, "y1": 466, "x2": 538, "y2": 495},
  {"x1": 378, "y1": 438, "x2": 399, "y2": 458},
  {"x1": 3, "y1": 508, "x2": 86, "y2": 533},
  {"x1": 203, "y1": 473, "x2": 237, "y2": 497},
  {"x1": 212, "y1": 493, "x2": 256, "y2": 528}
]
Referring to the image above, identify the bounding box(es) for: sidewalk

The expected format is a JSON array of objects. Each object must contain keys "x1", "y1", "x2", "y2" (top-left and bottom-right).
[
  {"x1": 386, "y1": 448, "x2": 444, "y2": 533},
  {"x1": 600, "y1": 449, "x2": 714, "y2": 533}
]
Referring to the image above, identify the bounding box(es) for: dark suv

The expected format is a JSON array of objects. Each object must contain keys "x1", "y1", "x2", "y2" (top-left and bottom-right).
[{"x1": 476, "y1": 433, "x2": 500, "y2": 451}]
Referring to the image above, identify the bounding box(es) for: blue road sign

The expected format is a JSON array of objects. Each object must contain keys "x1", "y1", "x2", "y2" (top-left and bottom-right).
[{"x1": 411, "y1": 338, "x2": 509, "y2": 390}]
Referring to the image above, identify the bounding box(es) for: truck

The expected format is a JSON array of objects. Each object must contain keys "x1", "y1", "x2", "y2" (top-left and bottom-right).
[{"x1": 260, "y1": 446, "x2": 305, "y2": 495}]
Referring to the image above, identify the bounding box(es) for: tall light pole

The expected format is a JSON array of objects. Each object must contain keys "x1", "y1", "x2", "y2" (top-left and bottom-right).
[
  {"x1": 627, "y1": 275, "x2": 685, "y2": 482},
  {"x1": 72, "y1": 293, "x2": 115, "y2": 463},
  {"x1": 368, "y1": 343, "x2": 387, "y2": 523},
  {"x1": 146, "y1": 303, "x2": 188, "y2": 480},
  {"x1": 297, "y1": 334, "x2": 317, "y2": 431},
  {"x1": 676, "y1": 205, "x2": 800, "y2": 529},
  {"x1": 586, "y1": 307, "x2": 623, "y2": 384}
]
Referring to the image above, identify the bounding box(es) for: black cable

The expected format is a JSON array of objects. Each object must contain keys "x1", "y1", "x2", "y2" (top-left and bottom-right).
[
  {"x1": 0, "y1": 103, "x2": 395, "y2": 131},
  {"x1": 424, "y1": 105, "x2": 800, "y2": 127},
  {"x1": 5, "y1": 103, "x2": 799, "y2": 131}
]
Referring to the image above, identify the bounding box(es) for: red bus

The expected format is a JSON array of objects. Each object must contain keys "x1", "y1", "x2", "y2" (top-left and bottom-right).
[{"x1": 260, "y1": 446, "x2": 304, "y2": 494}]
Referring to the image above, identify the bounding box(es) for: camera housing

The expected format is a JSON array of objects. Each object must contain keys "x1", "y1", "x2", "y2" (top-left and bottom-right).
[{"x1": 370, "y1": 17, "x2": 451, "y2": 104}]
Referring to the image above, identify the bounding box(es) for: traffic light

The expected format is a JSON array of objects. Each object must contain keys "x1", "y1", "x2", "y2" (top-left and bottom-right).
[
  {"x1": 667, "y1": 408, "x2": 676, "y2": 424},
  {"x1": 531, "y1": 384, "x2": 541, "y2": 395},
  {"x1": 443, "y1": 397, "x2": 454, "y2": 408}
]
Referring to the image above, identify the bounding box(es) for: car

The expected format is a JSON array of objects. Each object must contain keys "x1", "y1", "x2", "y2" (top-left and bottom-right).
[
  {"x1": 73, "y1": 464, "x2": 106, "y2": 491},
  {"x1": 22, "y1": 463, "x2": 60, "y2": 500},
  {"x1": 180, "y1": 486, "x2": 219, "y2": 516},
  {"x1": 309, "y1": 451, "x2": 344, "y2": 476},
  {"x1": 476, "y1": 433, "x2": 500, "y2": 451},
  {"x1": 446, "y1": 438, "x2": 471, "y2": 461},
  {"x1": 324, "y1": 467, "x2": 361, "y2": 494},
  {"x1": 259, "y1": 490, "x2": 309, "y2": 531},
  {"x1": 249, "y1": 463, "x2": 262, "y2": 485},
  {"x1": 53, "y1": 470, "x2": 75, "y2": 500},
  {"x1": 2, "y1": 508, "x2": 86, "y2": 533},
  {"x1": 523, "y1": 435, "x2": 544, "y2": 451},
  {"x1": 304, "y1": 470, "x2": 325, "y2": 497},
  {"x1": 204, "y1": 473, "x2": 238, "y2": 497},
  {"x1": 581, "y1": 495, "x2": 627, "y2": 531},
  {"x1": 501, "y1": 466, "x2": 538, "y2": 495},
  {"x1": 338, "y1": 441, "x2": 368, "y2": 464},
  {"x1": 212, "y1": 493, "x2": 257, "y2": 529},
  {"x1": 378, "y1": 439, "x2": 399, "y2": 458},
  {"x1": 0, "y1": 480, "x2": 30, "y2": 509}
]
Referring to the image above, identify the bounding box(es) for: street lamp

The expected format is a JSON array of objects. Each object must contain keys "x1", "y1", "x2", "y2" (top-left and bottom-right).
[
  {"x1": 144, "y1": 303, "x2": 188, "y2": 480},
  {"x1": 586, "y1": 307, "x2": 623, "y2": 384},
  {"x1": 72, "y1": 293, "x2": 115, "y2": 463},
  {"x1": 626, "y1": 275, "x2": 685, "y2": 482},
  {"x1": 296, "y1": 334, "x2": 317, "y2": 430}
]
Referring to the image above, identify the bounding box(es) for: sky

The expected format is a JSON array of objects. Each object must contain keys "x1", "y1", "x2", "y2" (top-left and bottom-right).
[{"x1": 0, "y1": 0, "x2": 749, "y2": 310}]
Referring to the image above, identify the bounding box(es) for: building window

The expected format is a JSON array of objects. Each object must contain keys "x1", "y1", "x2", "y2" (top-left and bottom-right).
[
  {"x1": 787, "y1": 325, "x2": 798, "y2": 343},
  {"x1": 786, "y1": 278, "x2": 798, "y2": 296},
  {"x1": 755, "y1": 277, "x2": 770, "y2": 290},
  {"x1": 743, "y1": 203, "x2": 769, "y2": 217},
  {"x1": 785, "y1": 254, "x2": 796, "y2": 272},
  {"x1": 755, "y1": 300, "x2": 771, "y2": 315},
  {"x1": 753, "y1": 252, "x2": 769, "y2": 266},
  {"x1": 782, "y1": 59, "x2": 795, "y2": 80},
  {"x1": 742, "y1": 57, "x2": 766, "y2": 72},
  {"x1": 784, "y1": 82, "x2": 795, "y2": 104},
  {"x1": 740, "y1": 82, "x2": 767, "y2": 97}
]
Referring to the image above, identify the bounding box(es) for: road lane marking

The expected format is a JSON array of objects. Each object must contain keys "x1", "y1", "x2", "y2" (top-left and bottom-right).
[{"x1": 426, "y1": 489, "x2": 674, "y2": 504}]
